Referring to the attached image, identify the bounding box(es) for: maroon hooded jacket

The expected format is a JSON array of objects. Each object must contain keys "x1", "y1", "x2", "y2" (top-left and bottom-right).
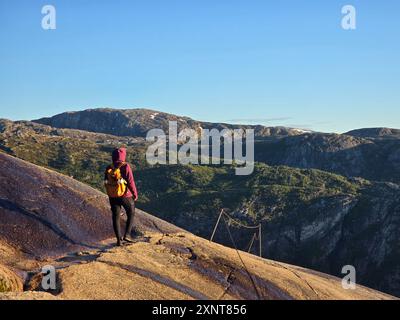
[{"x1": 105, "y1": 148, "x2": 138, "y2": 199}]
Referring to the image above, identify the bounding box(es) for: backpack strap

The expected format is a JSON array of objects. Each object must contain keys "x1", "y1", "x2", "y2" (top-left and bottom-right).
[
  {"x1": 118, "y1": 162, "x2": 126, "y2": 169},
  {"x1": 111, "y1": 162, "x2": 126, "y2": 170}
]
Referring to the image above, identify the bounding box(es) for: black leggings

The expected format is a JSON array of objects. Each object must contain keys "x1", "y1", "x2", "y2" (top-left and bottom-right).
[{"x1": 109, "y1": 197, "x2": 135, "y2": 240}]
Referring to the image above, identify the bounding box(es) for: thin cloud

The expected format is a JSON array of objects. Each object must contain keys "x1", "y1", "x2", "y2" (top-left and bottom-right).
[
  {"x1": 225, "y1": 117, "x2": 292, "y2": 123},
  {"x1": 224, "y1": 117, "x2": 333, "y2": 132},
  {"x1": 286, "y1": 124, "x2": 314, "y2": 130},
  {"x1": 286, "y1": 121, "x2": 332, "y2": 131}
]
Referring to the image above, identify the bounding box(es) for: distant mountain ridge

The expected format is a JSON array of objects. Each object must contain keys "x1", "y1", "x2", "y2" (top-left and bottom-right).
[
  {"x1": 345, "y1": 127, "x2": 400, "y2": 140},
  {"x1": 31, "y1": 108, "x2": 400, "y2": 184},
  {"x1": 33, "y1": 108, "x2": 308, "y2": 138}
]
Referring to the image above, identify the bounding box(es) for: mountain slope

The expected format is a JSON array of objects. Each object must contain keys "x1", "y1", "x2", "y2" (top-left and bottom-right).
[
  {"x1": 0, "y1": 118, "x2": 148, "y2": 190},
  {"x1": 0, "y1": 152, "x2": 394, "y2": 300},
  {"x1": 255, "y1": 132, "x2": 400, "y2": 183}
]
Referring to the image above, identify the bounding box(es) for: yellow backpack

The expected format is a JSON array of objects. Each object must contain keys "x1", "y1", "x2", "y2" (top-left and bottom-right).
[{"x1": 104, "y1": 162, "x2": 127, "y2": 198}]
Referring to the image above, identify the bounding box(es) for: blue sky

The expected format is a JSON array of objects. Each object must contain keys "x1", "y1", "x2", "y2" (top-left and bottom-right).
[{"x1": 0, "y1": 0, "x2": 399, "y2": 133}]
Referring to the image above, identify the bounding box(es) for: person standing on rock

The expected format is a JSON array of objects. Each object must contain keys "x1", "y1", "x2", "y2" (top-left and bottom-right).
[{"x1": 104, "y1": 147, "x2": 138, "y2": 246}]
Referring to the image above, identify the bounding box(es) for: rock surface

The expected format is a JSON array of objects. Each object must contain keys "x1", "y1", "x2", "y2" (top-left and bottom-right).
[
  {"x1": 0, "y1": 264, "x2": 23, "y2": 293},
  {"x1": 1, "y1": 232, "x2": 396, "y2": 300},
  {"x1": 47, "y1": 232, "x2": 397, "y2": 300}
]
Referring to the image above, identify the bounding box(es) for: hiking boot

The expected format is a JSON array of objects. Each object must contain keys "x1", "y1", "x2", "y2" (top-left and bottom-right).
[{"x1": 123, "y1": 236, "x2": 135, "y2": 244}]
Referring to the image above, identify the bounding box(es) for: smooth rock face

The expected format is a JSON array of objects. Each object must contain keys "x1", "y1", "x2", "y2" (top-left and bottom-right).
[
  {"x1": 1, "y1": 231, "x2": 396, "y2": 301},
  {"x1": 0, "y1": 291, "x2": 59, "y2": 300},
  {"x1": 0, "y1": 151, "x2": 112, "y2": 257},
  {"x1": 52, "y1": 232, "x2": 395, "y2": 300}
]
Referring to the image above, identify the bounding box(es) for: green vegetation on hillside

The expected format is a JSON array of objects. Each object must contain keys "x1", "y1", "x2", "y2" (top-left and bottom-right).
[
  {"x1": 0, "y1": 119, "x2": 360, "y2": 227},
  {"x1": 136, "y1": 163, "x2": 360, "y2": 235}
]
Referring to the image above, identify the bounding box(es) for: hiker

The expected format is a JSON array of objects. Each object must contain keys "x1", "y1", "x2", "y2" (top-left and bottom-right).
[{"x1": 104, "y1": 148, "x2": 138, "y2": 246}]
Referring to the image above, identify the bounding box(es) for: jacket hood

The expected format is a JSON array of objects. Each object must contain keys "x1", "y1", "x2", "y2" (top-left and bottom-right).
[{"x1": 112, "y1": 148, "x2": 127, "y2": 164}]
